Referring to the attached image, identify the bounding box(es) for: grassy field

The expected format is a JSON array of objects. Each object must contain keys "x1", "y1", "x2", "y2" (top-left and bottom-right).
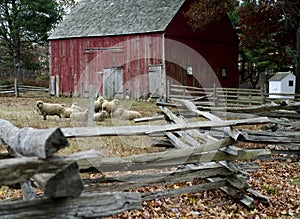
[{"x1": 0, "y1": 94, "x2": 166, "y2": 157}]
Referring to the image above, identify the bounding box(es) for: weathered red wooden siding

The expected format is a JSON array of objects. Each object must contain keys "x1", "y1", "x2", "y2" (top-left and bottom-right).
[
  {"x1": 50, "y1": 33, "x2": 163, "y2": 97},
  {"x1": 164, "y1": 0, "x2": 239, "y2": 89}
]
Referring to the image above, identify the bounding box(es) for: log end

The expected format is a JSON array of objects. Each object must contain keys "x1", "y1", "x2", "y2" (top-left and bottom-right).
[
  {"x1": 45, "y1": 128, "x2": 69, "y2": 158},
  {"x1": 44, "y1": 162, "x2": 83, "y2": 198}
]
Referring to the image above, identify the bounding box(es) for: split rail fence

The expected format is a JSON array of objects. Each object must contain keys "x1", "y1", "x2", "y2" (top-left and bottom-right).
[
  {"x1": 0, "y1": 81, "x2": 49, "y2": 96},
  {"x1": 1, "y1": 99, "x2": 300, "y2": 217},
  {"x1": 168, "y1": 83, "x2": 300, "y2": 106}
]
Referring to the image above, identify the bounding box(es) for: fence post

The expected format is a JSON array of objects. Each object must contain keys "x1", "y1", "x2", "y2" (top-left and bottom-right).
[
  {"x1": 213, "y1": 83, "x2": 217, "y2": 106},
  {"x1": 88, "y1": 85, "x2": 95, "y2": 127},
  {"x1": 55, "y1": 75, "x2": 60, "y2": 97},
  {"x1": 261, "y1": 89, "x2": 266, "y2": 105},
  {"x1": 49, "y1": 76, "x2": 56, "y2": 96},
  {"x1": 166, "y1": 79, "x2": 170, "y2": 102},
  {"x1": 14, "y1": 78, "x2": 18, "y2": 97}
]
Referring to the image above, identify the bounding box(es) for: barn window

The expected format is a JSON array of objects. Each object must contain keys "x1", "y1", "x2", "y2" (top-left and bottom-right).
[
  {"x1": 289, "y1": 80, "x2": 293, "y2": 87},
  {"x1": 221, "y1": 68, "x2": 227, "y2": 77},
  {"x1": 187, "y1": 66, "x2": 193, "y2": 75}
]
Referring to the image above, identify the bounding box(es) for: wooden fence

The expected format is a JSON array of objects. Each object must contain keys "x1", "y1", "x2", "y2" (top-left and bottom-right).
[
  {"x1": 1, "y1": 100, "x2": 300, "y2": 217},
  {"x1": 168, "y1": 83, "x2": 300, "y2": 106},
  {"x1": 0, "y1": 81, "x2": 49, "y2": 96}
]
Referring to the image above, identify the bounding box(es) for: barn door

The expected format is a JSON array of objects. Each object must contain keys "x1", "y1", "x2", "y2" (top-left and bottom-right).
[
  {"x1": 103, "y1": 68, "x2": 123, "y2": 99},
  {"x1": 148, "y1": 65, "x2": 162, "y2": 97}
]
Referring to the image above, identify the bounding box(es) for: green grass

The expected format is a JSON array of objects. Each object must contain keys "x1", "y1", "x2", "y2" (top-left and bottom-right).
[{"x1": 291, "y1": 178, "x2": 300, "y2": 188}]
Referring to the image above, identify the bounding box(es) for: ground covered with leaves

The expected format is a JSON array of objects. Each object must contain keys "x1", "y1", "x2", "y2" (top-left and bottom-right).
[{"x1": 102, "y1": 160, "x2": 299, "y2": 219}]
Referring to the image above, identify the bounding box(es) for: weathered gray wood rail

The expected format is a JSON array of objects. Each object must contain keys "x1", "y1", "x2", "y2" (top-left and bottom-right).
[
  {"x1": 0, "y1": 119, "x2": 68, "y2": 159},
  {"x1": 0, "y1": 118, "x2": 84, "y2": 199},
  {"x1": 1, "y1": 99, "x2": 287, "y2": 214},
  {"x1": 167, "y1": 83, "x2": 300, "y2": 106},
  {"x1": 0, "y1": 120, "x2": 142, "y2": 217},
  {"x1": 61, "y1": 116, "x2": 270, "y2": 138},
  {"x1": 0, "y1": 83, "x2": 49, "y2": 96},
  {"x1": 0, "y1": 192, "x2": 141, "y2": 219}
]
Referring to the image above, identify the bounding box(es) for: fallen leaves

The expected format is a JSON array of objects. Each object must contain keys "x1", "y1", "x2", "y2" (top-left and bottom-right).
[{"x1": 107, "y1": 160, "x2": 300, "y2": 218}]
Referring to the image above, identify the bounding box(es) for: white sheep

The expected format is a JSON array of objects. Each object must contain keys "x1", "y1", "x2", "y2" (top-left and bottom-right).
[
  {"x1": 71, "y1": 102, "x2": 85, "y2": 112},
  {"x1": 34, "y1": 101, "x2": 65, "y2": 120},
  {"x1": 102, "y1": 99, "x2": 120, "y2": 116},
  {"x1": 93, "y1": 110, "x2": 108, "y2": 121},
  {"x1": 70, "y1": 110, "x2": 88, "y2": 121},
  {"x1": 115, "y1": 108, "x2": 142, "y2": 120},
  {"x1": 94, "y1": 96, "x2": 106, "y2": 113},
  {"x1": 60, "y1": 107, "x2": 79, "y2": 118}
]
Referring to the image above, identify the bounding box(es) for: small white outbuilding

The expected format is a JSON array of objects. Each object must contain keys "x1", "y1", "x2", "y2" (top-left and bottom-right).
[{"x1": 268, "y1": 72, "x2": 296, "y2": 99}]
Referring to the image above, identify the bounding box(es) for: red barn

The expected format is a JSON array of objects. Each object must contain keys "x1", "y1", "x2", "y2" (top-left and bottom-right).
[{"x1": 48, "y1": 0, "x2": 239, "y2": 98}]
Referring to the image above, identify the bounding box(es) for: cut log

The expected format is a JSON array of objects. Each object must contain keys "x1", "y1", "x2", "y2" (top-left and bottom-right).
[
  {"x1": 0, "y1": 119, "x2": 68, "y2": 159},
  {"x1": 0, "y1": 157, "x2": 73, "y2": 186},
  {"x1": 0, "y1": 192, "x2": 142, "y2": 218},
  {"x1": 0, "y1": 150, "x2": 99, "y2": 186},
  {"x1": 33, "y1": 162, "x2": 84, "y2": 198}
]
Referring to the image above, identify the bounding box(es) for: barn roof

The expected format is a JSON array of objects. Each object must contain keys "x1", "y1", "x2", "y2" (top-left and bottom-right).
[{"x1": 48, "y1": 0, "x2": 185, "y2": 40}]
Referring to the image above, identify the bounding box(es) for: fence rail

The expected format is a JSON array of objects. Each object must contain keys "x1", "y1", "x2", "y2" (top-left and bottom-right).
[
  {"x1": 1, "y1": 99, "x2": 300, "y2": 217},
  {"x1": 0, "y1": 82, "x2": 49, "y2": 96},
  {"x1": 168, "y1": 83, "x2": 300, "y2": 106}
]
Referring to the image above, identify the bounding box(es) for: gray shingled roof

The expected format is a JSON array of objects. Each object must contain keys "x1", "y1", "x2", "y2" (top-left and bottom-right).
[
  {"x1": 49, "y1": 0, "x2": 185, "y2": 40},
  {"x1": 269, "y1": 73, "x2": 293, "y2": 81}
]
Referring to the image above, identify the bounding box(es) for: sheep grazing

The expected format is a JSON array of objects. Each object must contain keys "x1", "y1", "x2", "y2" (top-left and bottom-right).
[
  {"x1": 70, "y1": 110, "x2": 88, "y2": 121},
  {"x1": 114, "y1": 108, "x2": 142, "y2": 120},
  {"x1": 94, "y1": 96, "x2": 106, "y2": 113},
  {"x1": 71, "y1": 102, "x2": 85, "y2": 112},
  {"x1": 102, "y1": 99, "x2": 120, "y2": 116},
  {"x1": 93, "y1": 110, "x2": 108, "y2": 122},
  {"x1": 34, "y1": 101, "x2": 65, "y2": 120},
  {"x1": 60, "y1": 107, "x2": 79, "y2": 118}
]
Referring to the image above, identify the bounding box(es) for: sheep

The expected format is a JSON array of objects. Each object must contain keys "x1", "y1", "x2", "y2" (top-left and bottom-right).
[
  {"x1": 34, "y1": 101, "x2": 64, "y2": 120},
  {"x1": 60, "y1": 107, "x2": 79, "y2": 118},
  {"x1": 93, "y1": 110, "x2": 108, "y2": 122},
  {"x1": 71, "y1": 102, "x2": 85, "y2": 112},
  {"x1": 70, "y1": 110, "x2": 88, "y2": 121},
  {"x1": 102, "y1": 99, "x2": 120, "y2": 116},
  {"x1": 114, "y1": 108, "x2": 142, "y2": 120},
  {"x1": 94, "y1": 96, "x2": 106, "y2": 113}
]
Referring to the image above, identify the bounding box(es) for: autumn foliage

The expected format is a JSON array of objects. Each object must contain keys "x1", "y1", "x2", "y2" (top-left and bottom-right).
[
  {"x1": 239, "y1": 0, "x2": 300, "y2": 66},
  {"x1": 184, "y1": 0, "x2": 237, "y2": 30}
]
